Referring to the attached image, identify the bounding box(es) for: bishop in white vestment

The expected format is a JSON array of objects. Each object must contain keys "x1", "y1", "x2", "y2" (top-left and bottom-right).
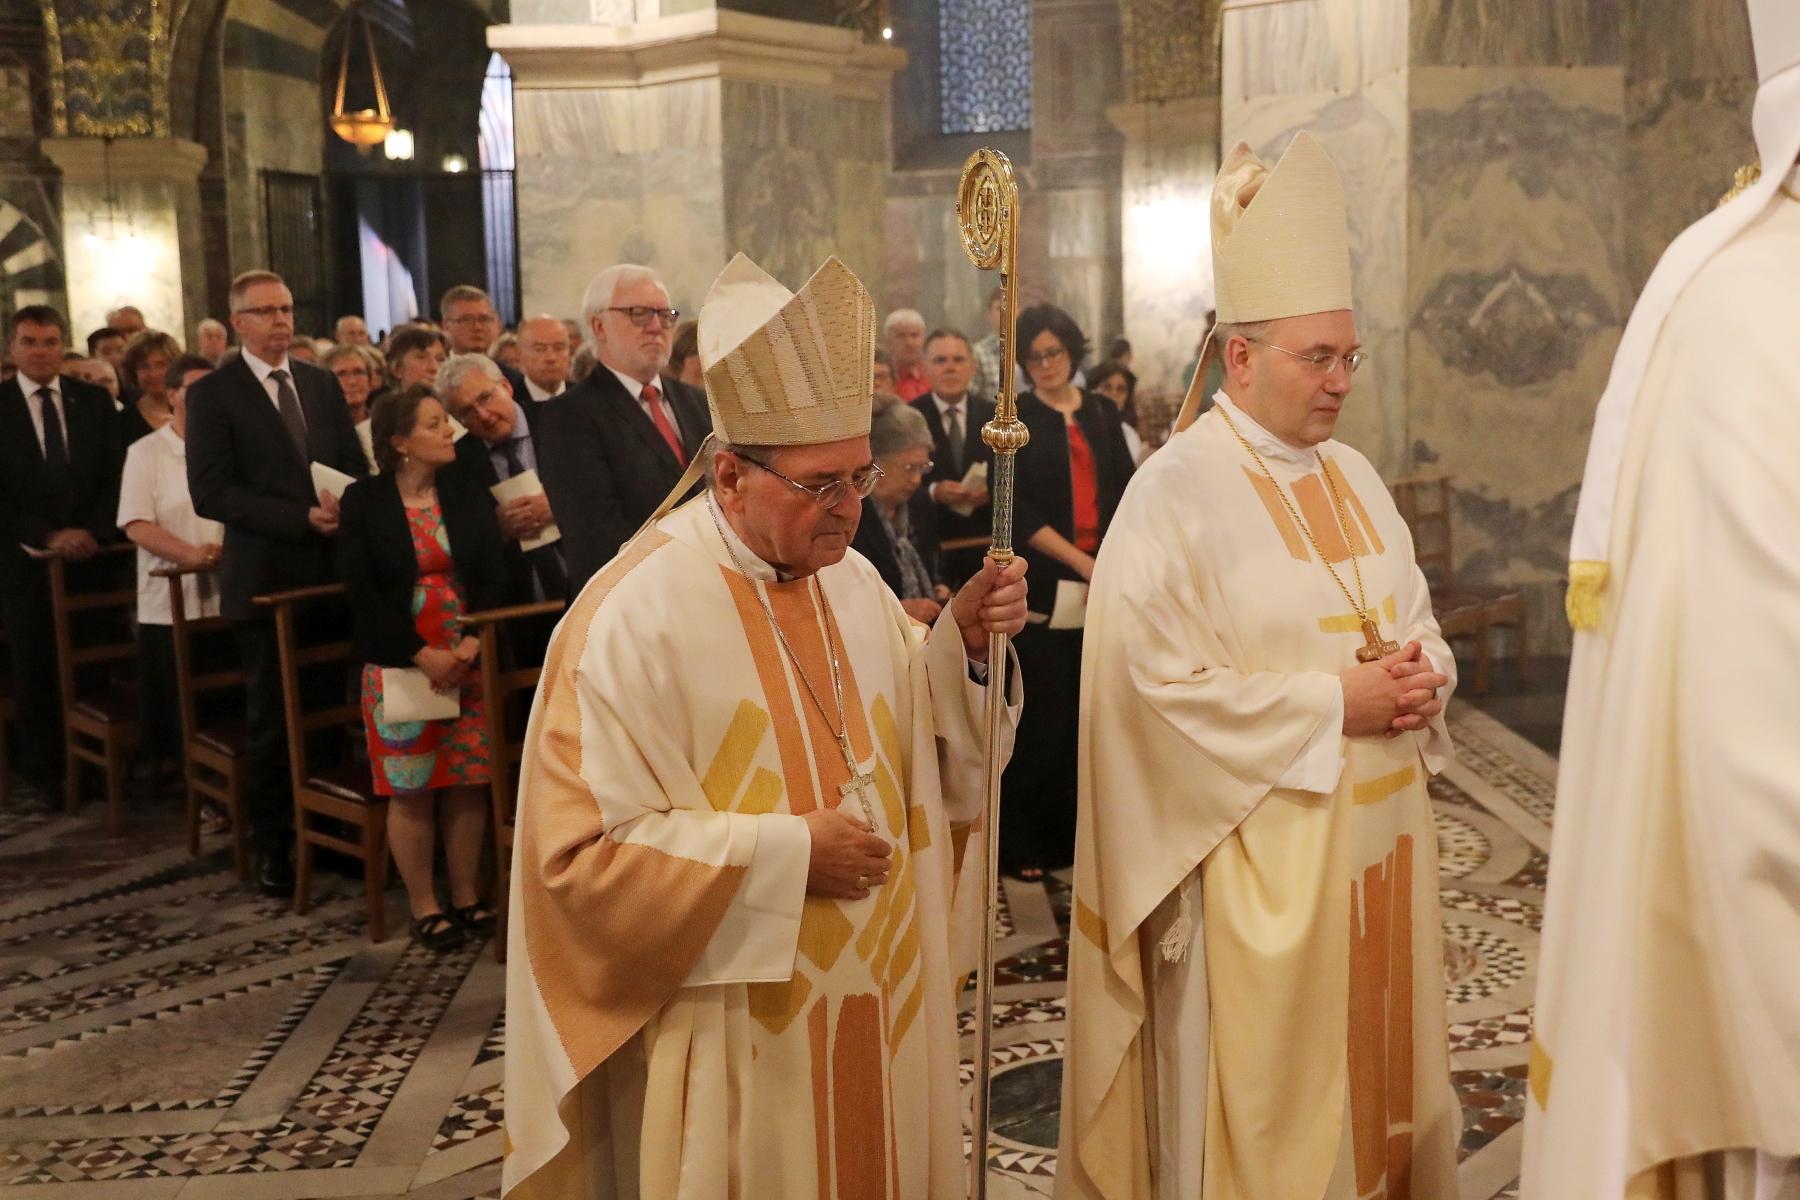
[
  {"x1": 502, "y1": 253, "x2": 1026, "y2": 1199},
  {"x1": 1057, "y1": 133, "x2": 1460, "y2": 1200},
  {"x1": 1526, "y1": 4, "x2": 1800, "y2": 1196}
]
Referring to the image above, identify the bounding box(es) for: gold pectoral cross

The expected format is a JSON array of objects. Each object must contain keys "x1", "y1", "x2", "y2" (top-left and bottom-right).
[
  {"x1": 837, "y1": 733, "x2": 879, "y2": 830},
  {"x1": 1355, "y1": 614, "x2": 1401, "y2": 664}
]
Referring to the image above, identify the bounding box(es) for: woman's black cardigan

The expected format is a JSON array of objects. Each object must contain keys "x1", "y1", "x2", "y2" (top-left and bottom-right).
[
  {"x1": 337, "y1": 469, "x2": 511, "y2": 668},
  {"x1": 1011, "y1": 389, "x2": 1136, "y2": 615}
]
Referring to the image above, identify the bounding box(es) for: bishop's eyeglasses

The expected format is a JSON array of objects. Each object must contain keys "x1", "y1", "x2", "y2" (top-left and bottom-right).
[
  {"x1": 1246, "y1": 338, "x2": 1365, "y2": 376},
  {"x1": 735, "y1": 453, "x2": 884, "y2": 509}
]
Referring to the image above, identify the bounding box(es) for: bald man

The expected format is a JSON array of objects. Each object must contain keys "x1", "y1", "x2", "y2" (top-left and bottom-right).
[{"x1": 516, "y1": 316, "x2": 571, "y2": 401}]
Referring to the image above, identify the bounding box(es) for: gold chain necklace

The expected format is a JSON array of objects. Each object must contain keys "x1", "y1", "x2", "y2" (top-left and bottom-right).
[
  {"x1": 1218, "y1": 404, "x2": 1399, "y2": 664},
  {"x1": 707, "y1": 498, "x2": 879, "y2": 828}
]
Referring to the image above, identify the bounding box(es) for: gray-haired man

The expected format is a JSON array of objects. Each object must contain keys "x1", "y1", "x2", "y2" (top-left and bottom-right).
[
  {"x1": 533, "y1": 263, "x2": 711, "y2": 595},
  {"x1": 437, "y1": 354, "x2": 566, "y2": 647}
]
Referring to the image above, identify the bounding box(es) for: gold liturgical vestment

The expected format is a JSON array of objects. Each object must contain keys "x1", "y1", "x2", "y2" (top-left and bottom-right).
[
  {"x1": 502, "y1": 497, "x2": 1018, "y2": 1199},
  {"x1": 1058, "y1": 395, "x2": 1460, "y2": 1200}
]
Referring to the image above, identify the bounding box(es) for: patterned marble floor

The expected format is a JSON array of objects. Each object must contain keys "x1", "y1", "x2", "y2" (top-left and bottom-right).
[{"x1": 0, "y1": 697, "x2": 1554, "y2": 1199}]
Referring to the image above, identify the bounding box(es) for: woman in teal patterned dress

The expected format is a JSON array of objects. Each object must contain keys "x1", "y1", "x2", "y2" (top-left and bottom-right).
[{"x1": 338, "y1": 385, "x2": 511, "y2": 952}]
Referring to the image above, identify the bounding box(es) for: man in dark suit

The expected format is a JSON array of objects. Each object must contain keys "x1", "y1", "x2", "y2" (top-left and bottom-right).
[
  {"x1": 536, "y1": 264, "x2": 711, "y2": 595},
  {"x1": 912, "y1": 329, "x2": 995, "y2": 588},
  {"x1": 441, "y1": 285, "x2": 529, "y2": 401},
  {"x1": 437, "y1": 353, "x2": 565, "y2": 661},
  {"x1": 187, "y1": 270, "x2": 369, "y2": 896},
  {"x1": 0, "y1": 305, "x2": 125, "y2": 796}
]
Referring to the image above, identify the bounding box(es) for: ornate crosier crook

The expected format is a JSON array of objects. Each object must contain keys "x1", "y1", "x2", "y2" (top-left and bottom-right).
[{"x1": 956, "y1": 147, "x2": 1027, "y2": 1200}]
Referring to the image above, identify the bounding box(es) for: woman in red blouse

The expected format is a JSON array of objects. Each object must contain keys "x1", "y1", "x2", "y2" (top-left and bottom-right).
[{"x1": 1002, "y1": 305, "x2": 1137, "y2": 880}]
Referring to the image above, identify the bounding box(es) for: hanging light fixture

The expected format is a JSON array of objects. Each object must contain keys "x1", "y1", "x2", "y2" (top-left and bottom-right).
[{"x1": 331, "y1": 10, "x2": 395, "y2": 148}]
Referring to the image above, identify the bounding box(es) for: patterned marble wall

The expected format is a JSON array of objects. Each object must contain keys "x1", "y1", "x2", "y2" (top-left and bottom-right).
[
  {"x1": 1406, "y1": 66, "x2": 1625, "y2": 646},
  {"x1": 1220, "y1": 0, "x2": 1410, "y2": 475},
  {"x1": 721, "y1": 80, "x2": 888, "y2": 298},
  {"x1": 513, "y1": 79, "x2": 726, "y2": 321}
]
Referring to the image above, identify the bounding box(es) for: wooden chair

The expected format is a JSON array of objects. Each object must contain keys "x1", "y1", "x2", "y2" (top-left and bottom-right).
[
  {"x1": 0, "y1": 616, "x2": 15, "y2": 803},
  {"x1": 156, "y1": 566, "x2": 250, "y2": 877},
  {"x1": 256, "y1": 584, "x2": 391, "y2": 941},
  {"x1": 1388, "y1": 473, "x2": 1528, "y2": 694},
  {"x1": 463, "y1": 599, "x2": 565, "y2": 963},
  {"x1": 32, "y1": 544, "x2": 139, "y2": 832}
]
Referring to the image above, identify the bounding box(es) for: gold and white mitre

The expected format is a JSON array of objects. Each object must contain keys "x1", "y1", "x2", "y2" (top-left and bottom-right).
[
  {"x1": 699, "y1": 253, "x2": 875, "y2": 446},
  {"x1": 1211, "y1": 129, "x2": 1354, "y2": 324}
]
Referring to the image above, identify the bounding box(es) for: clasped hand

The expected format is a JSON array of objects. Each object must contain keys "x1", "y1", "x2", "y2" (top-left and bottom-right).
[
  {"x1": 1340, "y1": 641, "x2": 1448, "y2": 739},
  {"x1": 414, "y1": 635, "x2": 481, "y2": 694}
]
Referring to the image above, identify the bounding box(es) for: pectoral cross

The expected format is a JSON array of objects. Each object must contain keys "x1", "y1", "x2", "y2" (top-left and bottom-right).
[
  {"x1": 836, "y1": 732, "x2": 879, "y2": 830},
  {"x1": 1355, "y1": 614, "x2": 1402, "y2": 664}
]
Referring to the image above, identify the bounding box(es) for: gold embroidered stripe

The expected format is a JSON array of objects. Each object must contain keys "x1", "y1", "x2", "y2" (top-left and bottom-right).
[
  {"x1": 1353, "y1": 763, "x2": 1418, "y2": 806},
  {"x1": 1243, "y1": 466, "x2": 1310, "y2": 561},
  {"x1": 701, "y1": 700, "x2": 771, "y2": 812},
  {"x1": 1325, "y1": 456, "x2": 1385, "y2": 556}
]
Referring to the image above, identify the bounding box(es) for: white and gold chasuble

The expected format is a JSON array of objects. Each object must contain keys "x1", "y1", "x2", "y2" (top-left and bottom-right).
[
  {"x1": 1058, "y1": 396, "x2": 1460, "y2": 1200},
  {"x1": 1525, "y1": 183, "x2": 1800, "y2": 1200},
  {"x1": 503, "y1": 497, "x2": 1018, "y2": 1199}
]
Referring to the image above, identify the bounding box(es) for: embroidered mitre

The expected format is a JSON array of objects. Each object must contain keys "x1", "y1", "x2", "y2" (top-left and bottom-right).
[
  {"x1": 699, "y1": 253, "x2": 875, "y2": 446},
  {"x1": 1211, "y1": 130, "x2": 1354, "y2": 324}
]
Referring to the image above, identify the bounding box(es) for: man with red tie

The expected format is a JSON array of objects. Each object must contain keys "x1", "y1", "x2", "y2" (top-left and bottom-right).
[{"x1": 535, "y1": 264, "x2": 713, "y2": 597}]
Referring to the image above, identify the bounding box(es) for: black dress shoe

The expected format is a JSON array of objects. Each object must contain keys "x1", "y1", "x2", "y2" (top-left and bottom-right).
[{"x1": 252, "y1": 847, "x2": 296, "y2": 898}]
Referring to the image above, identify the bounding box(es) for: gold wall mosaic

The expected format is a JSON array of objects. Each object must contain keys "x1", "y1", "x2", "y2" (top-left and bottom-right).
[
  {"x1": 1120, "y1": 0, "x2": 1216, "y2": 104},
  {"x1": 42, "y1": 0, "x2": 171, "y2": 138}
]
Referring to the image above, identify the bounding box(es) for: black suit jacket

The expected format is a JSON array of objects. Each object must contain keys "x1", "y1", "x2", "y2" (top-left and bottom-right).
[
  {"x1": 186, "y1": 353, "x2": 370, "y2": 620},
  {"x1": 911, "y1": 393, "x2": 996, "y2": 544},
  {"x1": 447, "y1": 394, "x2": 560, "y2": 604},
  {"x1": 0, "y1": 375, "x2": 124, "y2": 569},
  {"x1": 1013, "y1": 391, "x2": 1136, "y2": 614},
  {"x1": 336, "y1": 471, "x2": 510, "y2": 668},
  {"x1": 535, "y1": 367, "x2": 711, "y2": 596}
]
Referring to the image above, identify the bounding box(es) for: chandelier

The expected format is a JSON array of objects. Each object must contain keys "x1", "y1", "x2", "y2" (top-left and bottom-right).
[{"x1": 331, "y1": 11, "x2": 394, "y2": 148}]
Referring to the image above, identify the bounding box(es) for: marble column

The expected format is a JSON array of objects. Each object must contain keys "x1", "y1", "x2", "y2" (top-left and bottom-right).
[
  {"x1": 1108, "y1": 97, "x2": 1217, "y2": 410},
  {"x1": 1108, "y1": 0, "x2": 1218, "y2": 412},
  {"x1": 490, "y1": 9, "x2": 904, "y2": 320},
  {"x1": 41, "y1": 137, "x2": 209, "y2": 344}
]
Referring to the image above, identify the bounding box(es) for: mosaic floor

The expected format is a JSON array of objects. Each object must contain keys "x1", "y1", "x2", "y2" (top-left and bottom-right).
[{"x1": 0, "y1": 698, "x2": 1554, "y2": 1199}]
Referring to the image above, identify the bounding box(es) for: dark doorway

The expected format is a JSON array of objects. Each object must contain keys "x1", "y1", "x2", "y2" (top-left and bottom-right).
[
  {"x1": 320, "y1": 0, "x2": 514, "y2": 337},
  {"x1": 263, "y1": 170, "x2": 329, "y2": 337}
]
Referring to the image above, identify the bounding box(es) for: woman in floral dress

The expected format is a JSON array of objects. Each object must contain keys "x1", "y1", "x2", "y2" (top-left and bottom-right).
[{"x1": 339, "y1": 384, "x2": 511, "y2": 951}]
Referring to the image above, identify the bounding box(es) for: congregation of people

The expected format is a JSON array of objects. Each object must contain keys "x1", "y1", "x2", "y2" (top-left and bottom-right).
[{"x1": 0, "y1": 263, "x2": 1152, "y2": 951}]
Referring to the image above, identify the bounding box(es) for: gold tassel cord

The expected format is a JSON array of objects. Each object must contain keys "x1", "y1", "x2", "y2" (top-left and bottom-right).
[{"x1": 1565, "y1": 560, "x2": 1608, "y2": 632}]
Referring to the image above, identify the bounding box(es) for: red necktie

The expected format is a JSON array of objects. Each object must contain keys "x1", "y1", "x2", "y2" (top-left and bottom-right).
[{"x1": 643, "y1": 384, "x2": 687, "y2": 466}]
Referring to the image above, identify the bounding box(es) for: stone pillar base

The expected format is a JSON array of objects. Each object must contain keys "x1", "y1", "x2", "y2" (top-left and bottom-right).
[{"x1": 41, "y1": 137, "x2": 209, "y2": 345}]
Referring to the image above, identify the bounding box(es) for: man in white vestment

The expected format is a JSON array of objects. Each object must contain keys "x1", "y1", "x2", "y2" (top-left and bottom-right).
[
  {"x1": 1525, "y1": 4, "x2": 1800, "y2": 1198},
  {"x1": 1057, "y1": 131, "x2": 1460, "y2": 1200},
  {"x1": 502, "y1": 252, "x2": 1027, "y2": 1199}
]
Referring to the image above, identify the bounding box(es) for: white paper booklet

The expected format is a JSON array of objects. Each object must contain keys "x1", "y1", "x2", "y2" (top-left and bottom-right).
[
  {"x1": 1048, "y1": 579, "x2": 1089, "y2": 629},
  {"x1": 490, "y1": 469, "x2": 562, "y2": 552},
  {"x1": 380, "y1": 667, "x2": 461, "y2": 722},
  {"x1": 948, "y1": 461, "x2": 989, "y2": 517},
  {"x1": 310, "y1": 462, "x2": 357, "y2": 503}
]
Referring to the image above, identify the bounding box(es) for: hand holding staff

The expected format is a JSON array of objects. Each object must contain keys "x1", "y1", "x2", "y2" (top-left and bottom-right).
[{"x1": 955, "y1": 146, "x2": 1029, "y2": 1200}]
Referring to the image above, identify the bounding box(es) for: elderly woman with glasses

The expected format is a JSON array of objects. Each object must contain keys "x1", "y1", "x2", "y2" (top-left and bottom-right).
[
  {"x1": 326, "y1": 342, "x2": 382, "y2": 471},
  {"x1": 851, "y1": 397, "x2": 949, "y2": 624},
  {"x1": 1001, "y1": 303, "x2": 1137, "y2": 881}
]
